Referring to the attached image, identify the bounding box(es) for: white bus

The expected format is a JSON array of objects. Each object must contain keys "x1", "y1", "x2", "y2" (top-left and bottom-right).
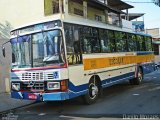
[{"x1": 2, "y1": 0, "x2": 155, "y2": 104}]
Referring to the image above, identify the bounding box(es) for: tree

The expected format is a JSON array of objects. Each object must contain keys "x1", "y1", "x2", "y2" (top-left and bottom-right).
[{"x1": 152, "y1": 0, "x2": 160, "y2": 7}]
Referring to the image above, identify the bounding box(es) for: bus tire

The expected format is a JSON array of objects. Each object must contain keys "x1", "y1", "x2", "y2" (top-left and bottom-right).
[
  {"x1": 83, "y1": 79, "x2": 100, "y2": 105},
  {"x1": 130, "y1": 67, "x2": 143, "y2": 85}
]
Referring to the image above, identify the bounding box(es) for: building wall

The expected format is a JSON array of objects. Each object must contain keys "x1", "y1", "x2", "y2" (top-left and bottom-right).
[
  {"x1": 44, "y1": 0, "x2": 54, "y2": 15},
  {"x1": 146, "y1": 28, "x2": 160, "y2": 63},
  {"x1": 0, "y1": 0, "x2": 46, "y2": 28},
  {"x1": 68, "y1": 0, "x2": 106, "y2": 22},
  {"x1": 122, "y1": 19, "x2": 133, "y2": 31},
  {"x1": 68, "y1": 1, "x2": 83, "y2": 15},
  {"x1": 0, "y1": 38, "x2": 11, "y2": 93},
  {"x1": 87, "y1": 6, "x2": 105, "y2": 22},
  {"x1": 146, "y1": 28, "x2": 160, "y2": 37}
]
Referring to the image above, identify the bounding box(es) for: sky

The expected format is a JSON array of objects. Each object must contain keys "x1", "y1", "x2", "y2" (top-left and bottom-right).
[{"x1": 121, "y1": 0, "x2": 160, "y2": 29}]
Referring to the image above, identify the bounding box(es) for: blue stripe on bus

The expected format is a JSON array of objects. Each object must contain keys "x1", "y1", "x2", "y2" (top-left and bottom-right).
[
  {"x1": 42, "y1": 92, "x2": 69, "y2": 101},
  {"x1": 11, "y1": 66, "x2": 154, "y2": 101},
  {"x1": 136, "y1": 51, "x2": 154, "y2": 55},
  {"x1": 68, "y1": 72, "x2": 135, "y2": 92},
  {"x1": 68, "y1": 72, "x2": 135, "y2": 99},
  {"x1": 140, "y1": 62, "x2": 155, "y2": 74},
  {"x1": 11, "y1": 91, "x2": 41, "y2": 101},
  {"x1": 68, "y1": 62, "x2": 155, "y2": 98},
  {"x1": 68, "y1": 81, "x2": 88, "y2": 93},
  {"x1": 11, "y1": 91, "x2": 70, "y2": 101},
  {"x1": 101, "y1": 72, "x2": 135, "y2": 85}
]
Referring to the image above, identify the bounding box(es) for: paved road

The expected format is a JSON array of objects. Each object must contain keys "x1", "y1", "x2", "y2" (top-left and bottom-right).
[{"x1": 1, "y1": 70, "x2": 160, "y2": 120}]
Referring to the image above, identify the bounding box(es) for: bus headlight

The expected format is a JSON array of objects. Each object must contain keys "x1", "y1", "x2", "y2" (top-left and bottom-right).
[
  {"x1": 47, "y1": 82, "x2": 60, "y2": 90},
  {"x1": 12, "y1": 83, "x2": 20, "y2": 91}
]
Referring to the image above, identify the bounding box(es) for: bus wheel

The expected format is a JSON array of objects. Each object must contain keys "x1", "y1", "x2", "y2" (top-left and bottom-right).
[
  {"x1": 130, "y1": 68, "x2": 143, "y2": 85},
  {"x1": 83, "y1": 79, "x2": 100, "y2": 105}
]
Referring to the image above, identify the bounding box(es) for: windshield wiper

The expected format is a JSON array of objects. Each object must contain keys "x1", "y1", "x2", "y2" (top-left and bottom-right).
[{"x1": 43, "y1": 55, "x2": 59, "y2": 62}]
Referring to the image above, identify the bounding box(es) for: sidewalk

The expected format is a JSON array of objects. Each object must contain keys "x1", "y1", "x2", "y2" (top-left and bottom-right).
[{"x1": 0, "y1": 92, "x2": 34, "y2": 113}]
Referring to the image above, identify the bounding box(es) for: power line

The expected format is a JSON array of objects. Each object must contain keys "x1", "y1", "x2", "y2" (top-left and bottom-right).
[
  {"x1": 123, "y1": 1, "x2": 154, "y2": 3},
  {"x1": 123, "y1": 0, "x2": 160, "y2": 7}
]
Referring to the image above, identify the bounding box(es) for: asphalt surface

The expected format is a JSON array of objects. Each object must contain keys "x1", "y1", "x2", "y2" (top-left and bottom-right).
[{"x1": 1, "y1": 70, "x2": 160, "y2": 120}]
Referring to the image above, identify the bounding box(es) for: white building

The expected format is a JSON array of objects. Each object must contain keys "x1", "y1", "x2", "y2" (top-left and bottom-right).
[{"x1": 146, "y1": 28, "x2": 160, "y2": 63}]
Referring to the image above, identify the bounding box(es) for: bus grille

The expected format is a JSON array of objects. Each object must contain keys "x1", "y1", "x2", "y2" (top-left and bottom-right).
[
  {"x1": 22, "y1": 72, "x2": 44, "y2": 81},
  {"x1": 21, "y1": 82, "x2": 45, "y2": 91}
]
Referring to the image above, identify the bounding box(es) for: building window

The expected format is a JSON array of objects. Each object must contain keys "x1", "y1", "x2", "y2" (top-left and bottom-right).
[
  {"x1": 68, "y1": 0, "x2": 83, "y2": 16},
  {"x1": 108, "y1": 11, "x2": 120, "y2": 26},
  {"x1": 74, "y1": 8, "x2": 83, "y2": 16},
  {"x1": 95, "y1": 15, "x2": 102, "y2": 21},
  {"x1": 52, "y1": 0, "x2": 59, "y2": 13},
  {"x1": 44, "y1": 0, "x2": 60, "y2": 15}
]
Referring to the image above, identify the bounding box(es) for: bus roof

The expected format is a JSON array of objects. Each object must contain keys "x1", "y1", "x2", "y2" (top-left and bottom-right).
[
  {"x1": 11, "y1": 18, "x2": 152, "y2": 38},
  {"x1": 11, "y1": 18, "x2": 61, "y2": 32}
]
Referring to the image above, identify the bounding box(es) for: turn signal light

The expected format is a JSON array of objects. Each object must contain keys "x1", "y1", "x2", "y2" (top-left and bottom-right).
[{"x1": 60, "y1": 80, "x2": 68, "y2": 92}]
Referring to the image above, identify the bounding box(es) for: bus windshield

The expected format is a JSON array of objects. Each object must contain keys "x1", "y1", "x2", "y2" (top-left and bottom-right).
[{"x1": 11, "y1": 29, "x2": 65, "y2": 68}]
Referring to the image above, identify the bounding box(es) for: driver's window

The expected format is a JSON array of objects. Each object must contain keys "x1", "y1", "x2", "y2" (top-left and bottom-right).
[
  {"x1": 43, "y1": 30, "x2": 65, "y2": 63},
  {"x1": 45, "y1": 30, "x2": 60, "y2": 56}
]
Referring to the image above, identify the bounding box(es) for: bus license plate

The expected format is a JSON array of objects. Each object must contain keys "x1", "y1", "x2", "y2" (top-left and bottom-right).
[{"x1": 28, "y1": 94, "x2": 37, "y2": 100}]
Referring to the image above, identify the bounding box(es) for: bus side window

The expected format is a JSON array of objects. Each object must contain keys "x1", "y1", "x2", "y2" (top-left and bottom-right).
[
  {"x1": 145, "y1": 36, "x2": 152, "y2": 51},
  {"x1": 128, "y1": 34, "x2": 137, "y2": 52},
  {"x1": 135, "y1": 35, "x2": 140, "y2": 51},
  {"x1": 115, "y1": 32, "x2": 127, "y2": 52},
  {"x1": 81, "y1": 27, "x2": 100, "y2": 53},
  {"x1": 92, "y1": 28, "x2": 100, "y2": 53},
  {"x1": 64, "y1": 23, "x2": 82, "y2": 65},
  {"x1": 64, "y1": 24, "x2": 74, "y2": 65},
  {"x1": 108, "y1": 30, "x2": 116, "y2": 52},
  {"x1": 137, "y1": 35, "x2": 145, "y2": 51},
  {"x1": 142, "y1": 36, "x2": 146, "y2": 51},
  {"x1": 83, "y1": 37, "x2": 91, "y2": 53},
  {"x1": 99, "y1": 29, "x2": 109, "y2": 53},
  {"x1": 73, "y1": 27, "x2": 82, "y2": 64}
]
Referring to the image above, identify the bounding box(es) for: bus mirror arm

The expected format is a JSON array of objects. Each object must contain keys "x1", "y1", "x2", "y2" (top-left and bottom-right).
[
  {"x1": 2, "y1": 47, "x2": 5, "y2": 57},
  {"x1": 2, "y1": 41, "x2": 10, "y2": 57}
]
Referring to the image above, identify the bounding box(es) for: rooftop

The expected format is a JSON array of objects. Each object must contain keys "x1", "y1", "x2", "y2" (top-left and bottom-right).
[
  {"x1": 107, "y1": 0, "x2": 134, "y2": 10},
  {"x1": 121, "y1": 13, "x2": 145, "y2": 21}
]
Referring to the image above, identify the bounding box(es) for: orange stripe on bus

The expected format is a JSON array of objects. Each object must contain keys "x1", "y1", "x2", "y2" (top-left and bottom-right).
[{"x1": 83, "y1": 55, "x2": 155, "y2": 70}]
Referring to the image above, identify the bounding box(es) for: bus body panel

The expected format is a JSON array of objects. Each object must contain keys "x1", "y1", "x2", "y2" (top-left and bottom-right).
[{"x1": 10, "y1": 51, "x2": 155, "y2": 101}]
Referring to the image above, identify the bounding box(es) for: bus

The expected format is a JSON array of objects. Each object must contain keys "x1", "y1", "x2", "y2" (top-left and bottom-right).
[{"x1": 2, "y1": 1, "x2": 155, "y2": 105}]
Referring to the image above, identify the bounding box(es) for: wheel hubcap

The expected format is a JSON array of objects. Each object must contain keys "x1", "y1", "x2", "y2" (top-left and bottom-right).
[
  {"x1": 89, "y1": 83, "x2": 98, "y2": 99},
  {"x1": 138, "y1": 71, "x2": 142, "y2": 81}
]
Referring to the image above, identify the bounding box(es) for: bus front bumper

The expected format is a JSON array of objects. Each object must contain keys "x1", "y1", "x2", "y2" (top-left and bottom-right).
[{"x1": 11, "y1": 91, "x2": 70, "y2": 101}]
